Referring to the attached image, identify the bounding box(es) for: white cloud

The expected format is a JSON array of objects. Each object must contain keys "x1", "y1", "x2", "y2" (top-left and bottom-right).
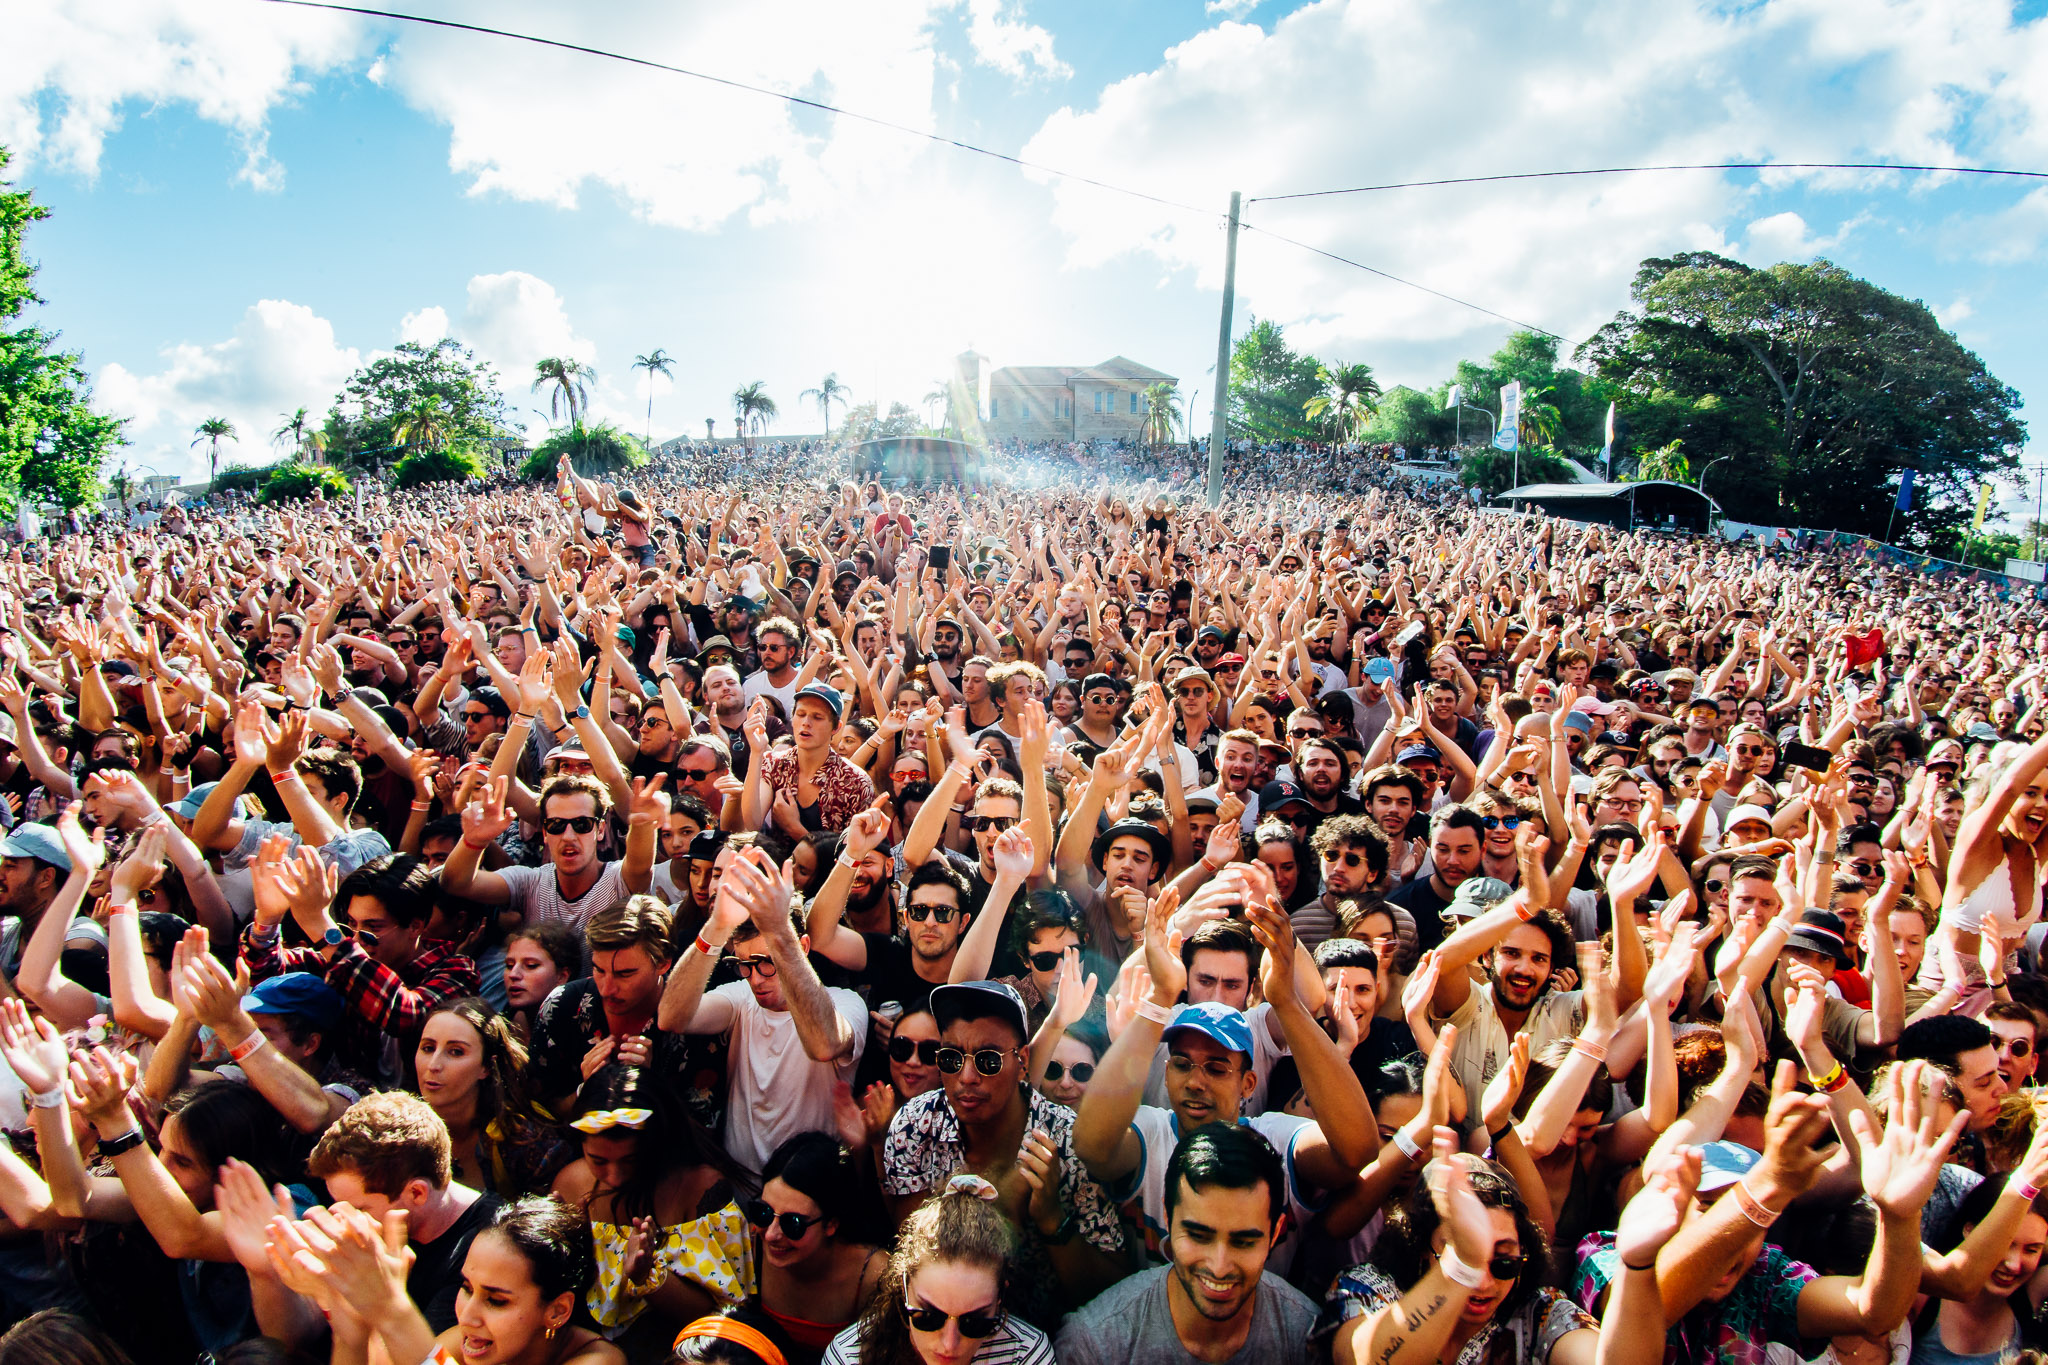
[
  {"x1": 1204, "y1": 0, "x2": 1262, "y2": 15},
  {"x1": 96, "y1": 300, "x2": 362, "y2": 480},
  {"x1": 456, "y1": 272, "x2": 596, "y2": 383},
  {"x1": 0, "y1": 0, "x2": 362, "y2": 188},
  {"x1": 1743, "y1": 209, "x2": 1868, "y2": 260},
  {"x1": 398, "y1": 306, "x2": 450, "y2": 348},
  {"x1": 960, "y1": 0, "x2": 1069, "y2": 80},
  {"x1": 1937, "y1": 296, "x2": 1974, "y2": 326},
  {"x1": 1018, "y1": 0, "x2": 2048, "y2": 387}
]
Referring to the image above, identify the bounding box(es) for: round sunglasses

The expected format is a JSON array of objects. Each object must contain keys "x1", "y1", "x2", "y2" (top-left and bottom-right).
[
  {"x1": 903, "y1": 1297, "x2": 1003, "y2": 1338},
  {"x1": 935, "y1": 1046, "x2": 1011, "y2": 1076},
  {"x1": 888, "y1": 1037, "x2": 942, "y2": 1066},
  {"x1": 1043, "y1": 1059, "x2": 1094, "y2": 1084},
  {"x1": 744, "y1": 1198, "x2": 824, "y2": 1240}
]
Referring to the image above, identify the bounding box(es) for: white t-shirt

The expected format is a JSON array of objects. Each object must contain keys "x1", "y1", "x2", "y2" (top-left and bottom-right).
[
  {"x1": 742, "y1": 668, "x2": 801, "y2": 719},
  {"x1": 648, "y1": 860, "x2": 683, "y2": 907},
  {"x1": 1139, "y1": 1002, "x2": 1287, "y2": 1115},
  {"x1": 1118, "y1": 1105, "x2": 1320, "y2": 1273},
  {"x1": 497, "y1": 861, "x2": 630, "y2": 933},
  {"x1": 710, "y1": 980, "x2": 869, "y2": 1172},
  {"x1": 1139, "y1": 742, "x2": 1200, "y2": 793}
]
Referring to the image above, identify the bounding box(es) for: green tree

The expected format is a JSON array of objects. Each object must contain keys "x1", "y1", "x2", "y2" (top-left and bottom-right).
[
  {"x1": 0, "y1": 147, "x2": 124, "y2": 509},
  {"x1": 259, "y1": 462, "x2": 351, "y2": 503},
  {"x1": 393, "y1": 444, "x2": 488, "y2": 488},
  {"x1": 1458, "y1": 446, "x2": 1577, "y2": 498},
  {"x1": 732, "y1": 382, "x2": 776, "y2": 446},
  {"x1": 1141, "y1": 382, "x2": 1183, "y2": 446},
  {"x1": 1578, "y1": 252, "x2": 2025, "y2": 542},
  {"x1": 1361, "y1": 385, "x2": 1458, "y2": 449},
  {"x1": 800, "y1": 373, "x2": 852, "y2": 436},
  {"x1": 323, "y1": 339, "x2": 511, "y2": 473},
  {"x1": 1227, "y1": 317, "x2": 1324, "y2": 442},
  {"x1": 631, "y1": 349, "x2": 674, "y2": 449},
  {"x1": 533, "y1": 357, "x2": 594, "y2": 428},
  {"x1": 192, "y1": 417, "x2": 237, "y2": 491},
  {"x1": 1303, "y1": 362, "x2": 1382, "y2": 442},
  {"x1": 524, "y1": 421, "x2": 646, "y2": 479},
  {"x1": 390, "y1": 399, "x2": 450, "y2": 453},
  {"x1": 1630, "y1": 438, "x2": 1690, "y2": 483}
]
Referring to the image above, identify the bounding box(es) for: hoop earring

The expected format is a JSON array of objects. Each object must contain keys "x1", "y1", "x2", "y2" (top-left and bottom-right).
[{"x1": 546, "y1": 1325, "x2": 559, "y2": 1341}]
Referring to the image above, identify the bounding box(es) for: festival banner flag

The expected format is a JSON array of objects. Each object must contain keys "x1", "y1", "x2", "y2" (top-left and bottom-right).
[
  {"x1": 1973, "y1": 480, "x2": 1994, "y2": 530},
  {"x1": 1896, "y1": 468, "x2": 1915, "y2": 513},
  {"x1": 1493, "y1": 382, "x2": 1520, "y2": 453}
]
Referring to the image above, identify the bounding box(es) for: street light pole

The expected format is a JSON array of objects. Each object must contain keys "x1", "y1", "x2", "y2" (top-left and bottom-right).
[{"x1": 1206, "y1": 191, "x2": 1241, "y2": 509}]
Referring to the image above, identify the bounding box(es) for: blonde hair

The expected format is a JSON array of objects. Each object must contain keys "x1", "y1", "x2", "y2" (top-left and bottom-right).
[{"x1": 855, "y1": 1185, "x2": 1015, "y2": 1362}]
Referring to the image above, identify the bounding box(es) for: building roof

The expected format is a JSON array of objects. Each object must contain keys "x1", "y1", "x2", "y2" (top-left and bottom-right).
[
  {"x1": 1495, "y1": 480, "x2": 1721, "y2": 510},
  {"x1": 990, "y1": 356, "x2": 1178, "y2": 388}
]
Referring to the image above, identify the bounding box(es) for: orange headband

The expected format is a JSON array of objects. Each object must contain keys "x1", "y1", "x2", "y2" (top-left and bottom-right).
[{"x1": 674, "y1": 1316, "x2": 788, "y2": 1365}]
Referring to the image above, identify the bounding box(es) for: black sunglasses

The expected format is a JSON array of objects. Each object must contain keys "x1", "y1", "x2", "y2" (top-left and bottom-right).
[
  {"x1": 903, "y1": 1299, "x2": 1003, "y2": 1338},
  {"x1": 745, "y1": 1198, "x2": 825, "y2": 1239},
  {"x1": 963, "y1": 814, "x2": 1019, "y2": 833},
  {"x1": 888, "y1": 1037, "x2": 942, "y2": 1066},
  {"x1": 1027, "y1": 950, "x2": 1070, "y2": 972},
  {"x1": 935, "y1": 1046, "x2": 1010, "y2": 1076},
  {"x1": 907, "y1": 904, "x2": 959, "y2": 924},
  {"x1": 543, "y1": 815, "x2": 602, "y2": 835},
  {"x1": 1043, "y1": 1059, "x2": 1094, "y2": 1084},
  {"x1": 677, "y1": 766, "x2": 718, "y2": 781}
]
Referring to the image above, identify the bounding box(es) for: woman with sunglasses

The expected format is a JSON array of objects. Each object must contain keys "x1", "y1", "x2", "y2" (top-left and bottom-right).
[
  {"x1": 858, "y1": 1007, "x2": 945, "y2": 1161},
  {"x1": 1319, "y1": 1136, "x2": 1595, "y2": 1365},
  {"x1": 823, "y1": 1178, "x2": 1053, "y2": 1365},
  {"x1": 747, "y1": 1134, "x2": 889, "y2": 1365},
  {"x1": 557, "y1": 1064, "x2": 752, "y2": 1355}
]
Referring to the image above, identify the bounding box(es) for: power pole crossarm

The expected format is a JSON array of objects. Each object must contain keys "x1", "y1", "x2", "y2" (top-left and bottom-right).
[{"x1": 1206, "y1": 191, "x2": 1241, "y2": 509}]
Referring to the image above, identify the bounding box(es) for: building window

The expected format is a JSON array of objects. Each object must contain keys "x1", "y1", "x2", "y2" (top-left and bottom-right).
[
  {"x1": 989, "y1": 398, "x2": 998, "y2": 419},
  {"x1": 1130, "y1": 391, "x2": 1140, "y2": 414}
]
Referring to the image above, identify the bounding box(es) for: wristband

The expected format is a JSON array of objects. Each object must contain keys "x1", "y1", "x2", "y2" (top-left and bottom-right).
[
  {"x1": 835, "y1": 853, "x2": 859, "y2": 873},
  {"x1": 249, "y1": 923, "x2": 281, "y2": 946},
  {"x1": 1513, "y1": 895, "x2": 1539, "y2": 923},
  {"x1": 1808, "y1": 1060, "x2": 1847, "y2": 1093},
  {"x1": 1439, "y1": 1247, "x2": 1487, "y2": 1289},
  {"x1": 1621, "y1": 1256, "x2": 1659, "y2": 1273},
  {"x1": 410, "y1": 800, "x2": 433, "y2": 813},
  {"x1": 287, "y1": 701, "x2": 312, "y2": 711},
  {"x1": 1391, "y1": 1127, "x2": 1423, "y2": 1161},
  {"x1": 1134, "y1": 998, "x2": 1174, "y2": 1025},
  {"x1": 29, "y1": 1087, "x2": 65, "y2": 1110},
  {"x1": 1488, "y1": 1123, "x2": 1514, "y2": 1148},
  {"x1": 269, "y1": 768, "x2": 300, "y2": 785},
  {"x1": 2017, "y1": 1180, "x2": 2043, "y2": 1203},
  {"x1": 1730, "y1": 1179, "x2": 1780, "y2": 1229},
  {"x1": 228, "y1": 1032, "x2": 267, "y2": 1064},
  {"x1": 693, "y1": 933, "x2": 726, "y2": 958},
  {"x1": 461, "y1": 835, "x2": 494, "y2": 850},
  {"x1": 1572, "y1": 1038, "x2": 1608, "y2": 1065},
  {"x1": 97, "y1": 1127, "x2": 148, "y2": 1158}
]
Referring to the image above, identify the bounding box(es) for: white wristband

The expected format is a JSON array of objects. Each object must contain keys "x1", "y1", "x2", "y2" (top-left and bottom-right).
[
  {"x1": 1391, "y1": 1127, "x2": 1423, "y2": 1161},
  {"x1": 1134, "y1": 998, "x2": 1174, "y2": 1025},
  {"x1": 29, "y1": 1087, "x2": 64, "y2": 1110},
  {"x1": 1439, "y1": 1247, "x2": 1486, "y2": 1289}
]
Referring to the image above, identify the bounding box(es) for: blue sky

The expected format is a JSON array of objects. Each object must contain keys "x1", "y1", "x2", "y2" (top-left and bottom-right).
[{"x1": 11, "y1": 0, "x2": 2048, "y2": 525}]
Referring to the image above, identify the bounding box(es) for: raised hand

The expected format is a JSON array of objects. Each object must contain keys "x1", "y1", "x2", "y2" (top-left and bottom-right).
[
  {"x1": 626, "y1": 773, "x2": 670, "y2": 828},
  {"x1": 1402, "y1": 949, "x2": 1442, "y2": 1027},
  {"x1": 66, "y1": 1045, "x2": 141, "y2": 1134},
  {"x1": 990, "y1": 824, "x2": 1035, "y2": 881},
  {"x1": 1615, "y1": 1142, "x2": 1703, "y2": 1269},
  {"x1": 1481, "y1": 1030, "x2": 1532, "y2": 1138},
  {"x1": 0, "y1": 998, "x2": 68, "y2": 1097},
  {"x1": 461, "y1": 774, "x2": 515, "y2": 845},
  {"x1": 1016, "y1": 1128, "x2": 1066, "y2": 1237},
  {"x1": 514, "y1": 650, "x2": 554, "y2": 716},
  {"x1": 1850, "y1": 1059, "x2": 1966, "y2": 1219},
  {"x1": 842, "y1": 804, "x2": 890, "y2": 858},
  {"x1": 1426, "y1": 1128, "x2": 1498, "y2": 1271},
  {"x1": 215, "y1": 1158, "x2": 299, "y2": 1274},
  {"x1": 724, "y1": 846, "x2": 795, "y2": 940},
  {"x1": 53, "y1": 804, "x2": 107, "y2": 879}
]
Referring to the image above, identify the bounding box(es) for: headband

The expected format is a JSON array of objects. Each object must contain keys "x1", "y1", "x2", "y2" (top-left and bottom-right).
[
  {"x1": 674, "y1": 1317, "x2": 788, "y2": 1365},
  {"x1": 570, "y1": 1107, "x2": 652, "y2": 1135}
]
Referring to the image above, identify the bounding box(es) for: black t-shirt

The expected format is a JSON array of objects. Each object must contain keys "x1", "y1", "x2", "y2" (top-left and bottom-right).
[
  {"x1": 854, "y1": 932, "x2": 947, "y2": 1019},
  {"x1": 1386, "y1": 875, "x2": 1455, "y2": 952},
  {"x1": 409, "y1": 1191, "x2": 503, "y2": 1332},
  {"x1": 1265, "y1": 1016, "x2": 1419, "y2": 1111}
]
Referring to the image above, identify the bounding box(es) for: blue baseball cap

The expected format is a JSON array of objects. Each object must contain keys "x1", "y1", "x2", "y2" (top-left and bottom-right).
[
  {"x1": 1363, "y1": 658, "x2": 1397, "y2": 684},
  {"x1": 242, "y1": 972, "x2": 345, "y2": 1034},
  {"x1": 1697, "y1": 1140, "x2": 1761, "y2": 1193},
  {"x1": 1163, "y1": 1001, "x2": 1254, "y2": 1058},
  {"x1": 0, "y1": 822, "x2": 69, "y2": 872}
]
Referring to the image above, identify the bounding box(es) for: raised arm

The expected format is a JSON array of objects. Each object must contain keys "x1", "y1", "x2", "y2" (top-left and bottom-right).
[
  {"x1": 724, "y1": 847, "x2": 854, "y2": 1062},
  {"x1": 1073, "y1": 888, "x2": 1182, "y2": 1182}
]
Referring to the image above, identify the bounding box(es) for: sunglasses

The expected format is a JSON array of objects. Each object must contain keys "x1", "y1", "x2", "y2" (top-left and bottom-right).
[
  {"x1": 1479, "y1": 814, "x2": 1522, "y2": 831},
  {"x1": 1321, "y1": 848, "x2": 1370, "y2": 869},
  {"x1": 543, "y1": 815, "x2": 602, "y2": 836},
  {"x1": 1027, "y1": 950, "x2": 1071, "y2": 973},
  {"x1": 462, "y1": 709, "x2": 494, "y2": 721},
  {"x1": 889, "y1": 1037, "x2": 942, "y2": 1066},
  {"x1": 1702, "y1": 878, "x2": 1728, "y2": 893},
  {"x1": 1085, "y1": 692, "x2": 1120, "y2": 705},
  {"x1": 1043, "y1": 1059, "x2": 1094, "y2": 1084},
  {"x1": 727, "y1": 954, "x2": 777, "y2": 979},
  {"x1": 935, "y1": 1046, "x2": 1010, "y2": 1076},
  {"x1": 1734, "y1": 745, "x2": 1770, "y2": 758},
  {"x1": 907, "y1": 903, "x2": 961, "y2": 924},
  {"x1": 2000, "y1": 1037, "x2": 2034, "y2": 1058},
  {"x1": 677, "y1": 766, "x2": 719, "y2": 781},
  {"x1": 1848, "y1": 860, "x2": 1882, "y2": 877},
  {"x1": 903, "y1": 1299, "x2": 1004, "y2": 1338},
  {"x1": 745, "y1": 1198, "x2": 825, "y2": 1239},
  {"x1": 963, "y1": 814, "x2": 1018, "y2": 833}
]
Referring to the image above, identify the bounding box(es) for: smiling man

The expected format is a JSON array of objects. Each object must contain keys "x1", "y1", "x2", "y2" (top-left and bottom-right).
[{"x1": 1056, "y1": 1124, "x2": 1316, "y2": 1365}]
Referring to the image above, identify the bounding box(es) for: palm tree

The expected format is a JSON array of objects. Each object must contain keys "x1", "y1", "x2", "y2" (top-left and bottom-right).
[
  {"x1": 705, "y1": 418, "x2": 716, "y2": 441},
  {"x1": 391, "y1": 400, "x2": 451, "y2": 453},
  {"x1": 271, "y1": 407, "x2": 323, "y2": 462},
  {"x1": 1304, "y1": 362, "x2": 1383, "y2": 443},
  {"x1": 631, "y1": 350, "x2": 675, "y2": 450},
  {"x1": 1516, "y1": 384, "x2": 1562, "y2": 449},
  {"x1": 923, "y1": 380, "x2": 950, "y2": 432},
  {"x1": 193, "y1": 417, "x2": 236, "y2": 491},
  {"x1": 533, "y1": 358, "x2": 594, "y2": 428},
  {"x1": 108, "y1": 462, "x2": 136, "y2": 509},
  {"x1": 799, "y1": 373, "x2": 852, "y2": 437},
  {"x1": 731, "y1": 382, "x2": 777, "y2": 447},
  {"x1": 1140, "y1": 382, "x2": 1183, "y2": 447}
]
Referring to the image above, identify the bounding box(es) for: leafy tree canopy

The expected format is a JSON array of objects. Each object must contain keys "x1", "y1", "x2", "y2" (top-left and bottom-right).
[
  {"x1": 523, "y1": 421, "x2": 646, "y2": 480},
  {"x1": 0, "y1": 146, "x2": 124, "y2": 508},
  {"x1": 259, "y1": 462, "x2": 351, "y2": 503},
  {"x1": 1458, "y1": 446, "x2": 1577, "y2": 498},
  {"x1": 838, "y1": 401, "x2": 923, "y2": 444},
  {"x1": 322, "y1": 338, "x2": 512, "y2": 471},
  {"x1": 393, "y1": 444, "x2": 490, "y2": 489},
  {"x1": 1227, "y1": 317, "x2": 1325, "y2": 443},
  {"x1": 1577, "y1": 252, "x2": 2025, "y2": 547}
]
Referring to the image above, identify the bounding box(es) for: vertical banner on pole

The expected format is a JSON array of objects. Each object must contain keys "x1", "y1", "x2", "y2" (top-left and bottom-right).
[
  {"x1": 1974, "y1": 480, "x2": 1993, "y2": 530},
  {"x1": 1600, "y1": 402, "x2": 1615, "y2": 478},
  {"x1": 1895, "y1": 468, "x2": 1915, "y2": 513},
  {"x1": 1445, "y1": 385, "x2": 1462, "y2": 410},
  {"x1": 1493, "y1": 382, "x2": 1520, "y2": 452}
]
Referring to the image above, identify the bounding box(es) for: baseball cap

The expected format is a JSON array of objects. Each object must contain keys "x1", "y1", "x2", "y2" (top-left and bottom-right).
[
  {"x1": 0, "y1": 822, "x2": 69, "y2": 872},
  {"x1": 794, "y1": 683, "x2": 845, "y2": 724},
  {"x1": 1258, "y1": 780, "x2": 1313, "y2": 814},
  {"x1": 1571, "y1": 698, "x2": 1620, "y2": 717},
  {"x1": 1561, "y1": 712, "x2": 1598, "y2": 736},
  {"x1": 834, "y1": 559, "x2": 861, "y2": 582},
  {"x1": 724, "y1": 594, "x2": 761, "y2": 615},
  {"x1": 1785, "y1": 909, "x2": 1854, "y2": 968},
  {"x1": 1163, "y1": 1001, "x2": 1255, "y2": 1059},
  {"x1": 1363, "y1": 658, "x2": 1397, "y2": 685},
  {"x1": 1396, "y1": 742, "x2": 1441, "y2": 765},
  {"x1": 242, "y1": 972, "x2": 344, "y2": 1034},
  {"x1": 1447, "y1": 876, "x2": 1515, "y2": 920},
  {"x1": 1726, "y1": 803, "x2": 1775, "y2": 833},
  {"x1": 1659, "y1": 668, "x2": 1700, "y2": 687},
  {"x1": 1697, "y1": 1140, "x2": 1762, "y2": 1193},
  {"x1": 1170, "y1": 666, "x2": 1217, "y2": 697},
  {"x1": 699, "y1": 635, "x2": 737, "y2": 659},
  {"x1": 930, "y1": 980, "x2": 1030, "y2": 1045},
  {"x1": 1196, "y1": 625, "x2": 1225, "y2": 642}
]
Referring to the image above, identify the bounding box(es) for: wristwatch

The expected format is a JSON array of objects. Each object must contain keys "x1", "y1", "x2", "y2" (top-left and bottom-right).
[
  {"x1": 323, "y1": 926, "x2": 348, "y2": 948},
  {"x1": 573, "y1": 703, "x2": 591, "y2": 721}
]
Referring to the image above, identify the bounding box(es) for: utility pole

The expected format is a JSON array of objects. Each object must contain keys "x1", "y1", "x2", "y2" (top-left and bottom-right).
[{"x1": 1206, "y1": 191, "x2": 1241, "y2": 509}]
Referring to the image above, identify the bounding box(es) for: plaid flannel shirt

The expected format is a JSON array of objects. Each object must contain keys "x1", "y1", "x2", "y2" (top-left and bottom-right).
[{"x1": 243, "y1": 930, "x2": 480, "y2": 1080}]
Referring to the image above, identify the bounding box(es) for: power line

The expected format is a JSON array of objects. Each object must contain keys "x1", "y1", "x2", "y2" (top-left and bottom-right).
[
  {"x1": 1249, "y1": 161, "x2": 2048, "y2": 204},
  {"x1": 256, "y1": 0, "x2": 1219, "y2": 219},
  {"x1": 1238, "y1": 222, "x2": 1576, "y2": 343}
]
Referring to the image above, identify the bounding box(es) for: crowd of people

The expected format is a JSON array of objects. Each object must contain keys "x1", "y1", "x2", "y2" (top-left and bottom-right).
[{"x1": 0, "y1": 431, "x2": 2044, "y2": 1365}]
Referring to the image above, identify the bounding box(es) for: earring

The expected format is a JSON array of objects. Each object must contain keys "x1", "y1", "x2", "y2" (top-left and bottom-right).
[{"x1": 546, "y1": 1325, "x2": 559, "y2": 1341}]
